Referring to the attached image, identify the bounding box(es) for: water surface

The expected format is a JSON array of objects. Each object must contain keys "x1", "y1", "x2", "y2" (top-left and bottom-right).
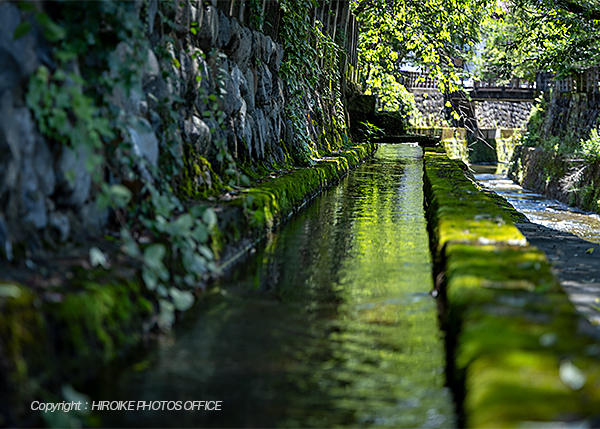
[
  {"x1": 89, "y1": 144, "x2": 453, "y2": 427},
  {"x1": 473, "y1": 165, "x2": 600, "y2": 244}
]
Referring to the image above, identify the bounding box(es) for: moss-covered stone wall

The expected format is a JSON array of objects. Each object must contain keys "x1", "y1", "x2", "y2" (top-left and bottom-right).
[{"x1": 424, "y1": 149, "x2": 600, "y2": 427}]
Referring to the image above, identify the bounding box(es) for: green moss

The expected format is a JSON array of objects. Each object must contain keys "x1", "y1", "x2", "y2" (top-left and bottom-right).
[
  {"x1": 1, "y1": 274, "x2": 154, "y2": 424},
  {"x1": 47, "y1": 280, "x2": 150, "y2": 369},
  {"x1": 177, "y1": 145, "x2": 222, "y2": 199},
  {"x1": 424, "y1": 149, "x2": 526, "y2": 260},
  {"x1": 424, "y1": 148, "x2": 600, "y2": 427},
  {"x1": 233, "y1": 142, "x2": 376, "y2": 232}
]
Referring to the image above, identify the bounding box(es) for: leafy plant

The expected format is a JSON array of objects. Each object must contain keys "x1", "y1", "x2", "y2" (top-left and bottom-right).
[{"x1": 579, "y1": 126, "x2": 600, "y2": 161}]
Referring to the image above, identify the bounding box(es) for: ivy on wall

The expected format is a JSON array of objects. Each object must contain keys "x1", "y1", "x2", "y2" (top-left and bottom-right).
[{"x1": 279, "y1": 0, "x2": 351, "y2": 163}]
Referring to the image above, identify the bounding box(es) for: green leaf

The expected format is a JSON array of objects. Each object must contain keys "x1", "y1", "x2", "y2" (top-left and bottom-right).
[
  {"x1": 191, "y1": 222, "x2": 209, "y2": 243},
  {"x1": 89, "y1": 246, "x2": 108, "y2": 268},
  {"x1": 0, "y1": 283, "x2": 21, "y2": 299},
  {"x1": 169, "y1": 288, "x2": 195, "y2": 311},
  {"x1": 142, "y1": 268, "x2": 158, "y2": 291},
  {"x1": 144, "y1": 243, "x2": 166, "y2": 268},
  {"x1": 61, "y1": 385, "x2": 90, "y2": 415},
  {"x1": 35, "y1": 12, "x2": 66, "y2": 42},
  {"x1": 13, "y1": 22, "x2": 32, "y2": 40},
  {"x1": 560, "y1": 360, "x2": 586, "y2": 390},
  {"x1": 158, "y1": 299, "x2": 175, "y2": 329},
  {"x1": 173, "y1": 214, "x2": 194, "y2": 233},
  {"x1": 109, "y1": 184, "x2": 133, "y2": 208},
  {"x1": 198, "y1": 245, "x2": 213, "y2": 261},
  {"x1": 202, "y1": 208, "x2": 217, "y2": 229}
]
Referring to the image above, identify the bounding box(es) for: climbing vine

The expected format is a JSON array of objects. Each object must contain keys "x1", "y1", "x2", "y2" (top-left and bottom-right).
[{"x1": 279, "y1": 0, "x2": 350, "y2": 162}]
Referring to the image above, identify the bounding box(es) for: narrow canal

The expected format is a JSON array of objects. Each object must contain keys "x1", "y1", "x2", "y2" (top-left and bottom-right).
[{"x1": 87, "y1": 144, "x2": 454, "y2": 427}]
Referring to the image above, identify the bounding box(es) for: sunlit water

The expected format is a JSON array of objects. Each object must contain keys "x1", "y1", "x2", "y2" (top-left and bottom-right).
[
  {"x1": 473, "y1": 165, "x2": 600, "y2": 244},
  {"x1": 87, "y1": 144, "x2": 454, "y2": 427}
]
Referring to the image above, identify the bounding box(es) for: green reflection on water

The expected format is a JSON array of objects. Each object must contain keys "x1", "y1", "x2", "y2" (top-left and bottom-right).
[{"x1": 91, "y1": 144, "x2": 454, "y2": 428}]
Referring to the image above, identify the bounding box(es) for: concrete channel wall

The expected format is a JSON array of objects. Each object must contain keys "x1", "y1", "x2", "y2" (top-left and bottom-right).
[
  {"x1": 412, "y1": 127, "x2": 523, "y2": 164},
  {"x1": 424, "y1": 148, "x2": 600, "y2": 427}
]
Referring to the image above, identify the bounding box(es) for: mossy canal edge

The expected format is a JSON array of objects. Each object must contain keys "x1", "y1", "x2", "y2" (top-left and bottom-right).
[{"x1": 423, "y1": 148, "x2": 600, "y2": 427}]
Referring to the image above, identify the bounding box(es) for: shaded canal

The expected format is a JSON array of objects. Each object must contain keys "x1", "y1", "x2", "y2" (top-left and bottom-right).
[{"x1": 88, "y1": 144, "x2": 454, "y2": 427}]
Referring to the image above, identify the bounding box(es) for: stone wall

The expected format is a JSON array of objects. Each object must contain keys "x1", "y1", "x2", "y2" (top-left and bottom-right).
[
  {"x1": 409, "y1": 88, "x2": 532, "y2": 129},
  {"x1": 0, "y1": 1, "x2": 348, "y2": 259},
  {"x1": 410, "y1": 88, "x2": 448, "y2": 127},
  {"x1": 537, "y1": 92, "x2": 600, "y2": 144},
  {"x1": 474, "y1": 100, "x2": 531, "y2": 128}
]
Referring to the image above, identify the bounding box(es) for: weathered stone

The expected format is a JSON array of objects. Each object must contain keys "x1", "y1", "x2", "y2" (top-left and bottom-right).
[
  {"x1": 174, "y1": 0, "x2": 191, "y2": 34},
  {"x1": 0, "y1": 48, "x2": 21, "y2": 95},
  {"x1": 21, "y1": 182, "x2": 47, "y2": 230},
  {"x1": 49, "y1": 212, "x2": 70, "y2": 242},
  {"x1": 179, "y1": 48, "x2": 194, "y2": 91},
  {"x1": 142, "y1": 48, "x2": 160, "y2": 88},
  {"x1": 129, "y1": 117, "x2": 159, "y2": 169},
  {"x1": 254, "y1": 108, "x2": 267, "y2": 159},
  {"x1": 184, "y1": 116, "x2": 211, "y2": 153},
  {"x1": 217, "y1": 9, "x2": 231, "y2": 47},
  {"x1": 33, "y1": 137, "x2": 55, "y2": 197},
  {"x1": 223, "y1": 66, "x2": 243, "y2": 116},
  {"x1": 272, "y1": 75, "x2": 284, "y2": 104},
  {"x1": 245, "y1": 113, "x2": 254, "y2": 158},
  {"x1": 55, "y1": 146, "x2": 92, "y2": 208},
  {"x1": 243, "y1": 67, "x2": 256, "y2": 112},
  {"x1": 193, "y1": 54, "x2": 211, "y2": 94},
  {"x1": 148, "y1": 109, "x2": 162, "y2": 136},
  {"x1": 225, "y1": 117, "x2": 238, "y2": 159},
  {"x1": 251, "y1": 30, "x2": 262, "y2": 62},
  {"x1": 233, "y1": 27, "x2": 253, "y2": 72},
  {"x1": 231, "y1": 64, "x2": 248, "y2": 99},
  {"x1": 198, "y1": 5, "x2": 219, "y2": 51},
  {"x1": 110, "y1": 42, "x2": 142, "y2": 116},
  {"x1": 262, "y1": 35, "x2": 274, "y2": 65},
  {"x1": 234, "y1": 98, "x2": 247, "y2": 146},
  {"x1": 0, "y1": 2, "x2": 39, "y2": 85},
  {"x1": 256, "y1": 62, "x2": 273, "y2": 106},
  {"x1": 269, "y1": 43, "x2": 284, "y2": 72},
  {"x1": 80, "y1": 202, "x2": 108, "y2": 237},
  {"x1": 0, "y1": 213, "x2": 12, "y2": 260},
  {"x1": 223, "y1": 17, "x2": 241, "y2": 56}
]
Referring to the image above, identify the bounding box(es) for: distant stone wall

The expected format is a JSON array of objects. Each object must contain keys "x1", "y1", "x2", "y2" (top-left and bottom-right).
[
  {"x1": 538, "y1": 92, "x2": 600, "y2": 144},
  {"x1": 409, "y1": 88, "x2": 532, "y2": 129},
  {"x1": 411, "y1": 88, "x2": 447, "y2": 127},
  {"x1": 474, "y1": 100, "x2": 531, "y2": 129}
]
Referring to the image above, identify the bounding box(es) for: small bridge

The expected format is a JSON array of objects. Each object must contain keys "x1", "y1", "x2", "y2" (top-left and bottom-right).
[{"x1": 468, "y1": 81, "x2": 534, "y2": 101}]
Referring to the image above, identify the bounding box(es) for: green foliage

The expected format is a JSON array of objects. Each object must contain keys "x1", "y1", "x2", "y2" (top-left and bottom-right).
[
  {"x1": 26, "y1": 66, "x2": 113, "y2": 182},
  {"x1": 579, "y1": 126, "x2": 600, "y2": 161},
  {"x1": 279, "y1": 0, "x2": 349, "y2": 160},
  {"x1": 364, "y1": 71, "x2": 417, "y2": 119},
  {"x1": 521, "y1": 94, "x2": 548, "y2": 148},
  {"x1": 355, "y1": 0, "x2": 492, "y2": 95},
  {"x1": 477, "y1": 0, "x2": 600, "y2": 80},
  {"x1": 359, "y1": 121, "x2": 384, "y2": 140}
]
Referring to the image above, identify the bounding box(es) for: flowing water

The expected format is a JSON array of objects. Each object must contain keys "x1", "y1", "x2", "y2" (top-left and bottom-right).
[
  {"x1": 473, "y1": 165, "x2": 600, "y2": 244},
  {"x1": 87, "y1": 144, "x2": 453, "y2": 428}
]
